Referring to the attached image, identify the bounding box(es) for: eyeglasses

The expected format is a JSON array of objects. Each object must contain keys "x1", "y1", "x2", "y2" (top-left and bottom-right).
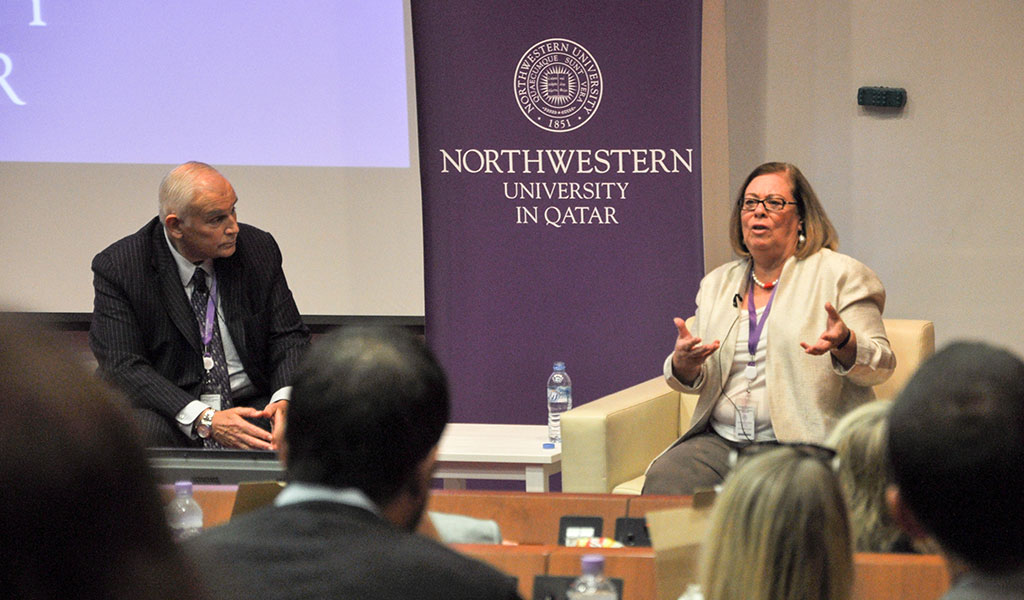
[
  {"x1": 728, "y1": 441, "x2": 838, "y2": 470},
  {"x1": 740, "y1": 195, "x2": 798, "y2": 212}
]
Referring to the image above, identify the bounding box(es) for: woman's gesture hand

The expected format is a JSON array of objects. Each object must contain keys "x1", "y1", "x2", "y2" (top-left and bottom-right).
[
  {"x1": 671, "y1": 317, "x2": 720, "y2": 385},
  {"x1": 801, "y1": 302, "x2": 856, "y2": 367}
]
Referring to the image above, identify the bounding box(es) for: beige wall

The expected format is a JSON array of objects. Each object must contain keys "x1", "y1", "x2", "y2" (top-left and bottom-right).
[
  {"x1": 718, "y1": 0, "x2": 1024, "y2": 355},
  {"x1": 701, "y1": 0, "x2": 734, "y2": 271}
]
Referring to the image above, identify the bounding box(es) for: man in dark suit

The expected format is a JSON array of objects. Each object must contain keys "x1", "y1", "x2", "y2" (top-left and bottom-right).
[
  {"x1": 90, "y1": 161, "x2": 309, "y2": 449},
  {"x1": 887, "y1": 342, "x2": 1024, "y2": 599},
  {"x1": 187, "y1": 326, "x2": 522, "y2": 600}
]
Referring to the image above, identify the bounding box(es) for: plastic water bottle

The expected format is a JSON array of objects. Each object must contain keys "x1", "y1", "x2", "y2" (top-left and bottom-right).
[
  {"x1": 567, "y1": 554, "x2": 618, "y2": 599},
  {"x1": 547, "y1": 361, "x2": 572, "y2": 443},
  {"x1": 166, "y1": 480, "x2": 203, "y2": 541}
]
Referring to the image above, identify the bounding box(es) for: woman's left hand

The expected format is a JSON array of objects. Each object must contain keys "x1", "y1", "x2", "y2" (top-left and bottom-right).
[{"x1": 801, "y1": 302, "x2": 855, "y2": 364}]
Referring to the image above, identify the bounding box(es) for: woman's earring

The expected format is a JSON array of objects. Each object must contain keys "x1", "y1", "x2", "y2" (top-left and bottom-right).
[{"x1": 798, "y1": 230, "x2": 806, "y2": 246}]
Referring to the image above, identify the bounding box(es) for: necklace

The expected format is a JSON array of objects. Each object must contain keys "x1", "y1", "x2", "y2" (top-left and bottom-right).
[{"x1": 751, "y1": 271, "x2": 778, "y2": 290}]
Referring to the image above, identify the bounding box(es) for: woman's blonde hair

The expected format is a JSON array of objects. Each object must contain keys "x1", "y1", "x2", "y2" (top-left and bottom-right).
[
  {"x1": 728, "y1": 162, "x2": 839, "y2": 259},
  {"x1": 826, "y1": 400, "x2": 915, "y2": 552},
  {"x1": 698, "y1": 446, "x2": 854, "y2": 600}
]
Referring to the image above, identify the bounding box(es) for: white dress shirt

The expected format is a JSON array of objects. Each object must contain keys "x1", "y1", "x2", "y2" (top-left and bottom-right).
[{"x1": 164, "y1": 230, "x2": 291, "y2": 437}]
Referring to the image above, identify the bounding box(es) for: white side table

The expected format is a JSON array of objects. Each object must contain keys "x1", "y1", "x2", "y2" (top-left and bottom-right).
[{"x1": 434, "y1": 423, "x2": 561, "y2": 492}]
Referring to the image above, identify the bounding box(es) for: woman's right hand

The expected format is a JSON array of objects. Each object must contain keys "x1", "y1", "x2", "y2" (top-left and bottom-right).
[{"x1": 671, "y1": 317, "x2": 720, "y2": 385}]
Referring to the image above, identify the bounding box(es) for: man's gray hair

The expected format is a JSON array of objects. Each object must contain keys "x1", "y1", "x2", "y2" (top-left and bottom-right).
[{"x1": 158, "y1": 161, "x2": 222, "y2": 221}]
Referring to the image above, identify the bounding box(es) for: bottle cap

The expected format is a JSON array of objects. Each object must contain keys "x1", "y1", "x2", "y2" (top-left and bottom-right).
[
  {"x1": 174, "y1": 480, "x2": 193, "y2": 495},
  {"x1": 581, "y1": 553, "x2": 605, "y2": 575},
  {"x1": 553, "y1": 361, "x2": 566, "y2": 371},
  {"x1": 543, "y1": 442, "x2": 555, "y2": 449}
]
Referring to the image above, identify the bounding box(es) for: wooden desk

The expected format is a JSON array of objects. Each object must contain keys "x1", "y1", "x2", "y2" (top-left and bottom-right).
[
  {"x1": 162, "y1": 486, "x2": 950, "y2": 600},
  {"x1": 436, "y1": 423, "x2": 561, "y2": 492},
  {"x1": 428, "y1": 490, "x2": 629, "y2": 545},
  {"x1": 454, "y1": 544, "x2": 655, "y2": 600},
  {"x1": 548, "y1": 546, "x2": 656, "y2": 600},
  {"x1": 159, "y1": 484, "x2": 237, "y2": 529},
  {"x1": 453, "y1": 543, "x2": 551, "y2": 600},
  {"x1": 853, "y1": 553, "x2": 949, "y2": 600},
  {"x1": 625, "y1": 494, "x2": 694, "y2": 517}
]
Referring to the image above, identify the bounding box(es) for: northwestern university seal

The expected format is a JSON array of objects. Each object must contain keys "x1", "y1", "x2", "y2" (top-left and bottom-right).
[{"x1": 515, "y1": 38, "x2": 603, "y2": 133}]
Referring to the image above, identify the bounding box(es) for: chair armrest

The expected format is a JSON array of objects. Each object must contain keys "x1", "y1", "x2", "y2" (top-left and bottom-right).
[
  {"x1": 874, "y1": 319, "x2": 935, "y2": 400},
  {"x1": 562, "y1": 377, "x2": 681, "y2": 493}
]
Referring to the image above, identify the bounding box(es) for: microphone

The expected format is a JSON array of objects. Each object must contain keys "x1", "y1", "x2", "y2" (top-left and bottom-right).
[{"x1": 732, "y1": 293, "x2": 742, "y2": 307}]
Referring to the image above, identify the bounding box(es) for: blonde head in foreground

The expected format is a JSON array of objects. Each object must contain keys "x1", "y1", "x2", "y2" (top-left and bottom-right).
[{"x1": 698, "y1": 446, "x2": 854, "y2": 600}]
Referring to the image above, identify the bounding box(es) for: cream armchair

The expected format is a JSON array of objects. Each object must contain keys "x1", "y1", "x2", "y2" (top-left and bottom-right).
[{"x1": 561, "y1": 319, "x2": 935, "y2": 494}]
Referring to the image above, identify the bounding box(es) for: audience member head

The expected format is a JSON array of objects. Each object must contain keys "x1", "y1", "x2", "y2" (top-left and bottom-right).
[
  {"x1": 0, "y1": 315, "x2": 206, "y2": 600},
  {"x1": 699, "y1": 445, "x2": 853, "y2": 600},
  {"x1": 888, "y1": 341, "x2": 1024, "y2": 573},
  {"x1": 729, "y1": 161, "x2": 838, "y2": 259},
  {"x1": 826, "y1": 400, "x2": 917, "y2": 552},
  {"x1": 283, "y1": 326, "x2": 449, "y2": 529}
]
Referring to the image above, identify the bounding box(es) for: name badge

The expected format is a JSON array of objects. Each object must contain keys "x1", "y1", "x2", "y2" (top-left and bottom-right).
[{"x1": 735, "y1": 404, "x2": 756, "y2": 442}]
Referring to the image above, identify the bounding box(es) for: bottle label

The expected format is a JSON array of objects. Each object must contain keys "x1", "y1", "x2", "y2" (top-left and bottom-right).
[{"x1": 547, "y1": 386, "x2": 571, "y2": 406}]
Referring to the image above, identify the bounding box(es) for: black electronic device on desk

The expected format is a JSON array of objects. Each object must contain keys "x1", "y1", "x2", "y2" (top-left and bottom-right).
[{"x1": 147, "y1": 448, "x2": 285, "y2": 485}]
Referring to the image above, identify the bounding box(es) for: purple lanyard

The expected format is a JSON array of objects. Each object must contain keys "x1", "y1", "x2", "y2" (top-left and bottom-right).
[
  {"x1": 200, "y1": 271, "x2": 218, "y2": 349},
  {"x1": 747, "y1": 271, "x2": 778, "y2": 364}
]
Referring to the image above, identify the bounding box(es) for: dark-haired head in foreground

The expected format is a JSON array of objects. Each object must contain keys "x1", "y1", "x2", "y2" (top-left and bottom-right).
[
  {"x1": 283, "y1": 325, "x2": 450, "y2": 528},
  {"x1": 187, "y1": 326, "x2": 521, "y2": 600},
  {"x1": 888, "y1": 341, "x2": 1024, "y2": 586}
]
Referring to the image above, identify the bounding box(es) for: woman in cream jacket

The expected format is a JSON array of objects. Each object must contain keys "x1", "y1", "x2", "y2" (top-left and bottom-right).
[{"x1": 643, "y1": 162, "x2": 895, "y2": 495}]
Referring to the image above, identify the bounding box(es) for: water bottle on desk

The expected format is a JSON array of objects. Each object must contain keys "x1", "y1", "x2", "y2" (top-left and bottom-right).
[
  {"x1": 547, "y1": 361, "x2": 572, "y2": 443},
  {"x1": 166, "y1": 480, "x2": 203, "y2": 541},
  {"x1": 567, "y1": 554, "x2": 618, "y2": 599}
]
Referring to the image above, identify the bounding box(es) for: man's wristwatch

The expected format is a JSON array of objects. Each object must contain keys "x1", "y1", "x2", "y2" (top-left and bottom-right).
[{"x1": 196, "y1": 409, "x2": 216, "y2": 439}]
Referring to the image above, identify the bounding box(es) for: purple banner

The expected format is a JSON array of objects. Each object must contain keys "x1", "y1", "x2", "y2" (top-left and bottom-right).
[{"x1": 413, "y1": 1, "x2": 704, "y2": 424}]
